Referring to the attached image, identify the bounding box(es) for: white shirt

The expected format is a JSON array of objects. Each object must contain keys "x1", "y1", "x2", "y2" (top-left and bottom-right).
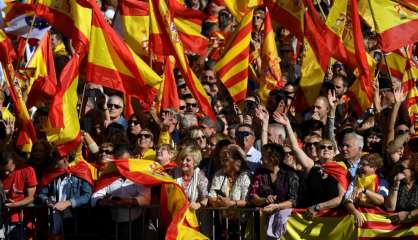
[
  {"x1": 246, "y1": 146, "x2": 262, "y2": 173},
  {"x1": 91, "y1": 178, "x2": 151, "y2": 222}
]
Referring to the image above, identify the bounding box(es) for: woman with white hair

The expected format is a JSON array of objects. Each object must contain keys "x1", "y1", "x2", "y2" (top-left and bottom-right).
[{"x1": 172, "y1": 145, "x2": 208, "y2": 210}]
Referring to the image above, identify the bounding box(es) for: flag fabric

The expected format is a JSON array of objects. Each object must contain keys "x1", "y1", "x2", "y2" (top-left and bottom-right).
[
  {"x1": 149, "y1": 0, "x2": 216, "y2": 120},
  {"x1": 223, "y1": 0, "x2": 261, "y2": 21},
  {"x1": 379, "y1": 50, "x2": 407, "y2": 84},
  {"x1": 4, "y1": 13, "x2": 50, "y2": 40},
  {"x1": 282, "y1": 207, "x2": 418, "y2": 239},
  {"x1": 358, "y1": 0, "x2": 418, "y2": 52},
  {"x1": 39, "y1": 161, "x2": 94, "y2": 189},
  {"x1": 258, "y1": 8, "x2": 283, "y2": 104},
  {"x1": 404, "y1": 51, "x2": 418, "y2": 126},
  {"x1": 45, "y1": 54, "x2": 81, "y2": 156},
  {"x1": 266, "y1": 0, "x2": 304, "y2": 39},
  {"x1": 214, "y1": 10, "x2": 253, "y2": 103},
  {"x1": 94, "y1": 159, "x2": 208, "y2": 240},
  {"x1": 113, "y1": 0, "x2": 149, "y2": 57},
  {"x1": 24, "y1": 32, "x2": 57, "y2": 107},
  {"x1": 161, "y1": 56, "x2": 180, "y2": 111},
  {"x1": 0, "y1": 28, "x2": 16, "y2": 63}
]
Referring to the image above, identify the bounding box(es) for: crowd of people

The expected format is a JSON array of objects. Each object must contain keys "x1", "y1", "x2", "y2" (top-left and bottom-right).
[{"x1": 0, "y1": 0, "x2": 418, "y2": 239}]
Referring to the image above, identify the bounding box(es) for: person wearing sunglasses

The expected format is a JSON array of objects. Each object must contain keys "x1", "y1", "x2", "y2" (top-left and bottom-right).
[
  {"x1": 134, "y1": 129, "x2": 156, "y2": 160},
  {"x1": 127, "y1": 114, "x2": 142, "y2": 145},
  {"x1": 274, "y1": 113, "x2": 347, "y2": 220},
  {"x1": 235, "y1": 124, "x2": 262, "y2": 174},
  {"x1": 179, "y1": 99, "x2": 187, "y2": 115},
  {"x1": 106, "y1": 95, "x2": 128, "y2": 130},
  {"x1": 344, "y1": 154, "x2": 389, "y2": 227},
  {"x1": 190, "y1": 127, "x2": 208, "y2": 152},
  {"x1": 185, "y1": 96, "x2": 199, "y2": 114},
  {"x1": 385, "y1": 154, "x2": 418, "y2": 225}
]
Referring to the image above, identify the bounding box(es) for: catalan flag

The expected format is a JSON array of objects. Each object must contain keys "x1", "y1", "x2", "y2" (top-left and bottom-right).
[
  {"x1": 113, "y1": 0, "x2": 150, "y2": 57},
  {"x1": 45, "y1": 54, "x2": 81, "y2": 156},
  {"x1": 214, "y1": 10, "x2": 253, "y2": 103},
  {"x1": 259, "y1": 8, "x2": 283, "y2": 104},
  {"x1": 224, "y1": 0, "x2": 261, "y2": 21},
  {"x1": 95, "y1": 159, "x2": 208, "y2": 240},
  {"x1": 149, "y1": 0, "x2": 216, "y2": 120},
  {"x1": 282, "y1": 207, "x2": 418, "y2": 239},
  {"x1": 24, "y1": 33, "x2": 57, "y2": 107},
  {"x1": 358, "y1": 0, "x2": 418, "y2": 52}
]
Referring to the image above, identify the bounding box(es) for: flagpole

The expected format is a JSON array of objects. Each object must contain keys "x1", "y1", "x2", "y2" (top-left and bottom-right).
[
  {"x1": 16, "y1": 14, "x2": 37, "y2": 70},
  {"x1": 315, "y1": 0, "x2": 327, "y2": 20},
  {"x1": 366, "y1": 0, "x2": 394, "y2": 83}
]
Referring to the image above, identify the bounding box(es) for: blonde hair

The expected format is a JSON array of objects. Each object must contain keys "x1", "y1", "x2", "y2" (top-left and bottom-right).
[
  {"x1": 176, "y1": 145, "x2": 202, "y2": 167},
  {"x1": 157, "y1": 144, "x2": 177, "y2": 158}
]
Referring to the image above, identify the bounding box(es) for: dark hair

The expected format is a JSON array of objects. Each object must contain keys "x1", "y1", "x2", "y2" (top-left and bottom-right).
[
  {"x1": 0, "y1": 151, "x2": 14, "y2": 166},
  {"x1": 113, "y1": 144, "x2": 131, "y2": 159},
  {"x1": 262, "y1": 144, "x2": 285, "y2": 166}
]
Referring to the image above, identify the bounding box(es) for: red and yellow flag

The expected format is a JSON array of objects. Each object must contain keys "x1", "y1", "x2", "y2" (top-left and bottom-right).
[
  {"x1": 283, "y1": 207, "x2": 418, "y2": 239},
  {"x1": 45, "y1": 54, "x2": 81, "y2": 156},
  {"x1": 149, "y1": 0, "x2": 216, "y2": 119},
  {"x1": 359, "y1": 0, "x2": 418, "y2": 52},
  {"x1": 259, "y1": 8, "x2": 283, "y2": 104},
  {"x1": 161, "y1": 56, "x2": 180, "y2": 111},
  {"x1": 114, "y1": 0, "x2": 150, "y2": 57},
  {"x1": 266, "y1": 0, "x2": 304, "y2": 39},
  {"x1": 224, "y1": 0, "x2": 261, "y2": 21},
  {"x1": 214, "y1": 10, "x2": 253, "y2": 103},
  {"x1": 95, "y1": 159, "x2": 208, "y2": 240},
  {"x1": 24, "y1": 33, "x2": 57, "y2": 107}
]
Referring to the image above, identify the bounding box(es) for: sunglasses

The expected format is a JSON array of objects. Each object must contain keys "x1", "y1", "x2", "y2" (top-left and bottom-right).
[
  {"x1": 305, "y1": 142, "x2": 319, "y2": 148},
  {"x1": 138, "y1": 133, "x2": 152, "y2": 139},
  {"x1": 129, "y1": 120, "x2": 140, "y2": 125},
  {"x1": 179, "y1": 105, "x2": 186, "y2": 110},
  {"x1": 107, "y1": 103, "x2": 123, "y2": 109},
  {"x1": 186, "y1": 103, "x2": 198, "y2": 108},
  {"x1": 236, "y1": 131, "x2": 252, "y2": 138},
  {"x1": 319, "y1": 145, "x2": 334, "y2": 150},
  {"x1": 99, "y1": 149, "x2": 113, "y2": 155},
  {"x1": 194, "y1": 136, "x2": 205, "y2": 141}
]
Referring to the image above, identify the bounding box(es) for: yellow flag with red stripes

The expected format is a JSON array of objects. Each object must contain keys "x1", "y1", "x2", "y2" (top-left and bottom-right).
[
  {"x1": 215, "y1": 10, "x2": 253, "y2": 103},
  {"x1": 224, "y1": 0, "x2": 262, "y2": 21}
]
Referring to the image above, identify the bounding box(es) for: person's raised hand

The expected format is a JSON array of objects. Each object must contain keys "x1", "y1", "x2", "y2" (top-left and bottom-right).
[{"x1": 273, "y1": 112, "x2": 290, "y2": 126}]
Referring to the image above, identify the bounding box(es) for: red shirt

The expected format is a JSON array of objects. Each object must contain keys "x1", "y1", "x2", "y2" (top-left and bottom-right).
[{"x1": 1, "y1": 166, "x2": 37, "y2": 222}]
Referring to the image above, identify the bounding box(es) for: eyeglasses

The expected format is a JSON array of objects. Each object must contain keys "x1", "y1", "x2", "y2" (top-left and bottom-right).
[
  {"x1": 319, "y1": 145, "x2": 334, "y2": 150},
  {"x1": 107, "y1": 103, "x2": 123, "y2": 109},
  {"x1": 186, "y1": 103, "x2": 198, "y2": 108},
  {"x1": 138, "y1": 133, "x2": 152, "y2": 139},
  {"x1": 305, "y1": 142, "x2": 319, "y2": 148},
  {"x1": 99, "y1": 149, "x2": 113, "y2": 155},
  {"x1": 236, "y1": 131, "x2": 253, "y2": 138},
  {"x1": 129, "y1": 120, "x2": 140, "y2": 125},
  {"x1": 179, "y1": 105, "x2": 186, "y2": 110}
]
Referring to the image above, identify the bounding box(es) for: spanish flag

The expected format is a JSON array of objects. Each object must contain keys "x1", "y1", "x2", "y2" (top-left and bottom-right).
[
  {"x1": 214, "y1": 10, "x2": 253, "y2": 103},
  {"x1": 24, "y1": 32, "x2": 57, "y2": 107},
  {"x1": 149, "y1": 0, "x2": 216, "y2": 120},
  {"x1": 266, "y1": 0, "x2": 304, "y2": 39},
  {"x1": 379, "y1": 50, "x2": 407, "y2": 84},
  {"x1": 259, "y1": 8, "x2": 283, "y2": 104},
  {"x1": 45, "y1": 54, "x2": 81, "y2": 156},
  {"x1": 161, "y1": 56, "x2": 180, "y2": 111},
  {"x1": 358, "y1": 0, "x2": 418, "y2": 52},
  {"x1": 282, "y1": 207, "x2": 418, "y2": 239},
  {"x1": 113, "y1": 0, "x2": 150, "y2": 57},
  {"x1": 404, "y1": 54, "x2": 418, "y2": 127},
  {"x1": 95, "y1": 159, "x2": 208, "y2": 239},
  {"x1": 224, "y1": 0, "x2": 261, "y2": 21},
  {"x1": 39, "y1": 160, "x2": 94, "y2": 189}
]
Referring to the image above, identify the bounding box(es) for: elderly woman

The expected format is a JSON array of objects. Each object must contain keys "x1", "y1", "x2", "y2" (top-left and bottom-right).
[
  {"x1": 133, "y1": 129, "x2": 156, "y2": 160},
  {"x1": 156, "y1": 144, "x2": 177, "y2": 171},
  {"x1": 172, "y1": 145, "x2": 208, "y2": 210},
  {"x1": 250, "y1": 144, "x2": 300, "y2": 211},
  {"x1": 385, "y1": 154, "x2": 418, "y2": 224},
  {"x1": 189, "y1": 126, "x2": 208, "y2": 151},
  {"x1": 208, "y1": 144, "x2": 251, "y2": 208},
  {"x1": 275, "y1": 113, "x2": 347, "y2": 219}
]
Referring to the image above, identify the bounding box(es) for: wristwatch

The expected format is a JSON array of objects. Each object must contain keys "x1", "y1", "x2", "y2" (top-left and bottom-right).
[{"x1": 313, "y1": 204, "x2": 321, "y2": 212}]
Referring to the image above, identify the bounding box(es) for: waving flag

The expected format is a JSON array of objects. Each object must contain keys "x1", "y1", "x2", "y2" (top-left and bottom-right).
[
  {"x1": 95, "y1": 159, "x2": 208, "y2": 240},
  {"x1": 259, "y1": 8, "x2": 283, "y2": 104},
  {"x1": 266, "y1": 0, "x2": 304, "y2": 39},
  {"x1": 24, "y1": 33, "x2": 57, "y2": 107},
  {"x1": 224, "y1": 0, "x2": 261, "y2": 21},
  {"x1": 161, "y1": 56, "x2": 180, "y2": 111},
  {"x1": 149, "y1": 0, "x2": 216, "y2": 120},
  {"x1": 358, "y1": 0, "x2": 418, "y2": 52},
  {"x1": 215, "y1": 10, "x2": 253, "y2": 103}
]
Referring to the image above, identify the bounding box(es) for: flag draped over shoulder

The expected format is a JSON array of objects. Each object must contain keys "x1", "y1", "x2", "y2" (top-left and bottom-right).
[
  {"x1": 95, "y1": 159, "x2": 208, "y2": 240},
  {"x1": 259, "y1": 8, "x2": 283, "y2": 104},
  {"x1": 40, "y1": 161, "x2": 94, "y2": 189},
  {"x1": 358, "y1": 0, "x2": 418, "y2": 52},
  {"x1": 45, "y1": 54, "x2": 81, "y2": 156},
  {"x1": 24, "y1": 32, "x2": 57, "y2": 107},
  {"x1": 214, "y1": 10, "x2": 253, "y2": 103},
  {"x1": 113, "y1": 0, "x2": 150, "y2": 57},
  {"x1": 282, "y1": 207, "x2": 418, "y2": 239},
  {"x1": 149, "y1": 0, "x2": 216, "y2": 120}
]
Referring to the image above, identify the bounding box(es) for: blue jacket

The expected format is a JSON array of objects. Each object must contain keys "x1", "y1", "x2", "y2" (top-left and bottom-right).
[{"x1": 37, "y1": 175, "x2": 92, "y2": 208}]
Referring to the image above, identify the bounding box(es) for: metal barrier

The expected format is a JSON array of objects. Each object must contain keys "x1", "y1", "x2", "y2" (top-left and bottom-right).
[{"x1": 2, "y1": 205, "x2": 262, "y2": 240}]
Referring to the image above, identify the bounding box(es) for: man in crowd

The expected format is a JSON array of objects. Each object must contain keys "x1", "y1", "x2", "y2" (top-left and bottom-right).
[{"x1": 235, "y1": 124, "x2": 261, "y2": 173}]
